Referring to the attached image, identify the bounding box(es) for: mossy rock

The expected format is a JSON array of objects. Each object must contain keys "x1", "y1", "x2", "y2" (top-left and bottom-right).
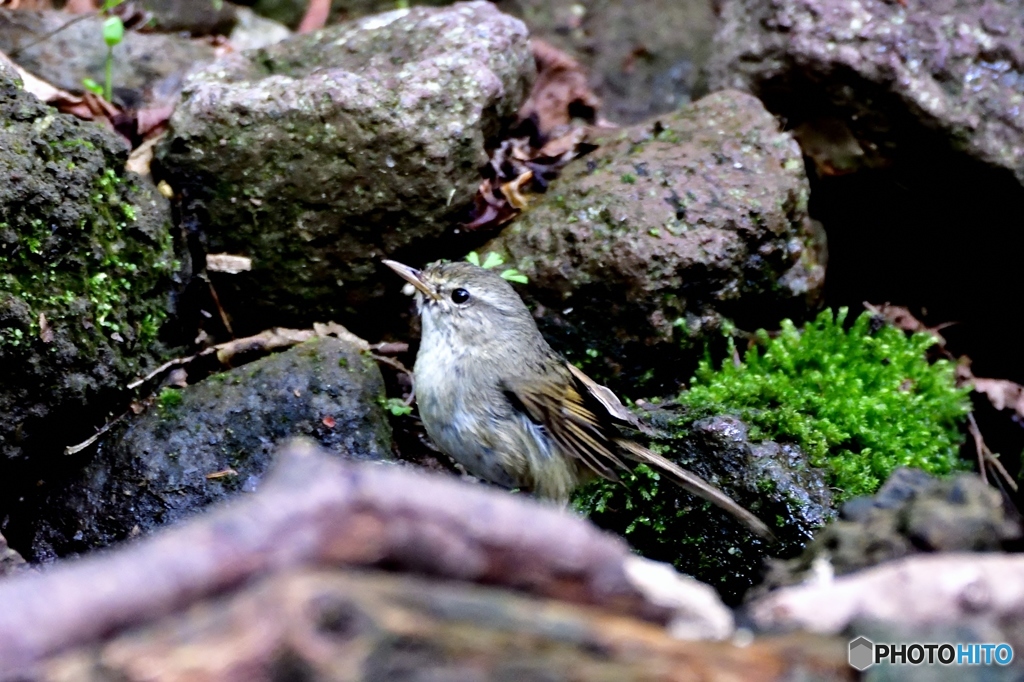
[
  {"x1": 483, "y1": 89, "x2": 826, "y2": 392},
  {"x1": 575, "y1": 309, "x2": 971, "y2": 603},
  {"x1": 158, "y1": 2, "x2": 533, "y2": 337},
  {"x1": 0, "y1": 74, "x2": 186, "y2": 462}
]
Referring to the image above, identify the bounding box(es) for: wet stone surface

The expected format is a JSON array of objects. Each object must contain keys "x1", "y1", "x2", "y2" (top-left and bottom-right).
[{"x1": 24, "y1": 336, "x2": 394, "y2": 561}]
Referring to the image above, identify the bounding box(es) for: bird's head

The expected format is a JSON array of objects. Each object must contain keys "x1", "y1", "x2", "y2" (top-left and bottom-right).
[{"x1": 382, "y1": 259, "x2": 538, "y2": 348}]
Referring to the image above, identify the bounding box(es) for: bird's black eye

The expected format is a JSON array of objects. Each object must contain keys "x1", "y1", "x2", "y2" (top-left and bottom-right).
[{"x1": 451, "y1": 288, "x2": 470, "y2": 304}]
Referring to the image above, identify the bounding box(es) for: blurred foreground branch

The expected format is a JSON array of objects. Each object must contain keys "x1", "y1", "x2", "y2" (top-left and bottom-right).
[{"x1": 0, "y1": 440, "x2": 706, "y2": 673}]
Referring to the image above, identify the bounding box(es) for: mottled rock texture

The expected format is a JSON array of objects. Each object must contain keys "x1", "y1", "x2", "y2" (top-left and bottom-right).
[
  {"x1": 158, "y1": 2, "x2": 534, "y2": 336},
  {"x1": 0, "y1": 75, "x2": 183, "y2": 463},
  {"x1": 26, "y1": 336, "x2": 393, "y2": 561},
  {"x1": 138, "y1": 0, "x2": 238, "y2": 36},
  {"x1": 708, "y1": 0, "x2": 1024, "y2": 184},
  {"x1": 484, "y1": 89, "x2": 825, "y2": 389}
]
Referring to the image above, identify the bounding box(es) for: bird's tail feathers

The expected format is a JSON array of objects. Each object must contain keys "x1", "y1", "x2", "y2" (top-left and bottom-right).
[{"x1": 616, "y1": 439, "x2": 775, "y2": 540}]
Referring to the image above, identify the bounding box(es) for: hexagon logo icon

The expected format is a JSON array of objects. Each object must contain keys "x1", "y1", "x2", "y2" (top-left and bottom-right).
[{"x1": 849, "y1": 636, "x2": 875, "y2": 671}]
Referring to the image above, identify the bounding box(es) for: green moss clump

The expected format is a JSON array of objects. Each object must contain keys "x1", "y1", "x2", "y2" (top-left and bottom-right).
[
  {"x1": 158, "y1": 387, "x2": 183, "y2": 410},
  {"x1": 678, "y1": 308, "x2": 971, "y2": 500},
  {"x1": 572, "y1": 308, "x2": 970, "y2": 602}
]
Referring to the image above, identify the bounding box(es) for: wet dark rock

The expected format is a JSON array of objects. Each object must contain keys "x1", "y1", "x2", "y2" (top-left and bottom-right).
[
  {"x1": 495, "y1": 0, "x2": 718, "y2": 124},
  {"x1": 483, "y1": 89, "x2": 826, "y2": 390},
  {"x1": 138, "y1": 0, "x2": 238, "y2": 36},
  {"x1": 708, "y1": 0, "x2": 1024, "y2": 185},
  {"x1": 583, "y1": 415, "x2": 835, "y2": 605},
  {"x1": 758, "y1": 467, "x2": 1023, "y2": 594},
  {"x1": 26, "y1": 336, "x2": 394, "y2": 561},
  {"x1": 0, "y1": 10, "x2": 217, "y2": 107},
  {"x1": 158, "y1": 1, "x2": 534, "y2": 337},
  {"x1": 0, "y1": 75, "x2": 185, "y2": 464}
]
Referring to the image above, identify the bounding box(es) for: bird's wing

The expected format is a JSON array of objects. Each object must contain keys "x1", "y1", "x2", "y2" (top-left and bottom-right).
[
  {"x1": 501, "y1": 368, "x2": 628, "y2": 482},
  {"x1": 507, "y1": 361, "x2": 774, "y2": 540}
]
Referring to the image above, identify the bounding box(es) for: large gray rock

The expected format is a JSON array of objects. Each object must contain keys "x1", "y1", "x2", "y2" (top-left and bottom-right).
[
  {"x1": 0, "y1": 75, "x2": 184, "y2": 463},
  {"x1": 708, "y1": 0, "x2": 1024, "y2": 185},
  {"x1": 0, "y1": 10, "x2": 217, "y2": 106},
  {"x1": 26, "y1": 336, "x2": 394, "y2": 561},
  {"x1": 158, "y1": 1, "x2": 534, "y2": 336},
  {"x1": 483, "y1": 89, "x2": 826, "y2": 389}
]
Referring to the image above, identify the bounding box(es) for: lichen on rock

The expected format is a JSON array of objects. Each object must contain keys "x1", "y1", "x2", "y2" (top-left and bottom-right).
[{"x1": 0, "y1": 74, "x2": 185, "y2": 462}]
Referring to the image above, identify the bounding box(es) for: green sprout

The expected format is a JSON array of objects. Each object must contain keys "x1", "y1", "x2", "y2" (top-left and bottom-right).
[
  {"x1": 383, "y1": 397, "x2": 413, "y2": 417},
  {"x1": 98, "y1": 0, "x2": 126, "y2": 102},
  {"x1": 464, "y1": 251, "x2": 528, "y2": 284},
  {"x1": 82, "y1": 78, "x2": 103, "y2": 96}
]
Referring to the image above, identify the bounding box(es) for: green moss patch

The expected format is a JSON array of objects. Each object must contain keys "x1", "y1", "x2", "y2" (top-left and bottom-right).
[{"x1": 678, "y1": 308, "x2": 971, "y2": 500}]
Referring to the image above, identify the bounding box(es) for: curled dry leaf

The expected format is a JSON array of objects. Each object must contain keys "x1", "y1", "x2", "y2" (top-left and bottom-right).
[
  {"x1": 37, "y1": 313, "x2": 53, "y2": 343},
  {"x1": 518, "y1": 39, "x2": 600, "y2": 135},
  {"x1": 972, "y1": 377, "x2": 1024, "y2": 421},
  {"x1": 863, "y1": 301, "x2": 950, "y2": 347},
  {"x1": 463, "y1": 40, "x2": 602, "y2": 232}
]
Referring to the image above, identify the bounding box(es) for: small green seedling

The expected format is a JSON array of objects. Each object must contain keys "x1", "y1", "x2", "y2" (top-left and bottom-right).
[
  {"x1": 465, "y1": 251, "x2": 528, "y2": 284},
  {"x1": 98, "y1": 0, "x2": 126, "y2": 102}
]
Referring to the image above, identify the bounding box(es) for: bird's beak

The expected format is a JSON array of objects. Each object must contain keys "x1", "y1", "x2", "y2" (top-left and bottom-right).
[{"x1": 382, "y1": 259, "x2": 439, "y2": 300}]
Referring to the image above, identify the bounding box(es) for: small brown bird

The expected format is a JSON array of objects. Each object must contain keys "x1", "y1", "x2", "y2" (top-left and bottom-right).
[{"x1": 384, "y1": 259, "x2": 772, "y2": 538}]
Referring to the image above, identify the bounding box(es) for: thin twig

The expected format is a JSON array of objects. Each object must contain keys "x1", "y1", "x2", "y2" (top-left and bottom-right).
[
  {"x1": 967, "y1": 412, "x2": 1018, "y2": 492},
  {"x1": 371, "y1": 353, "x2": 411, "y2": 376},
  {"x1": 64, "y1": 409, "x2": 131, "y2": 455},
  {"x1": 968, "y1": 412, "x2": 989, "y2": 485},
  {"x1": 204, "y1": 276, "x2": 234, "y2": 338}
]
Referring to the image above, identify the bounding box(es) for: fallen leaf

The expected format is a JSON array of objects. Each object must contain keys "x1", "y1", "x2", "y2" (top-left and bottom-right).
[
  {"x1": 972, "y1": 377, "x2": 1024, "y2": 421},
  {"x1": 518, "y1": 39, "x2": 600, "y2": 136},
  {"x1": 126, "y1": 132, "x2": 164, "y2": 177},
  {"x1": 863, "y1": 302, "x2": 950, "y2": 347}
]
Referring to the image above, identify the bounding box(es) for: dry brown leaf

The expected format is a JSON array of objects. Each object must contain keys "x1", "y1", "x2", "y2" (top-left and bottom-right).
[
  {"x1": 125, "y1": 132, "x2": 163, "y2": 177},
  {"x1": 972, "y1": 377, "x2": 1024, "y2": 420},
  {"x1": 863, "y1": 301, "x2": 949, "y2": 347},
  {"x1": 519, "y1": 39, "x2": 600, "y2": 136},
  {"x1": 37, "y1": 313, "x2": 53, "y2": 343}
]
